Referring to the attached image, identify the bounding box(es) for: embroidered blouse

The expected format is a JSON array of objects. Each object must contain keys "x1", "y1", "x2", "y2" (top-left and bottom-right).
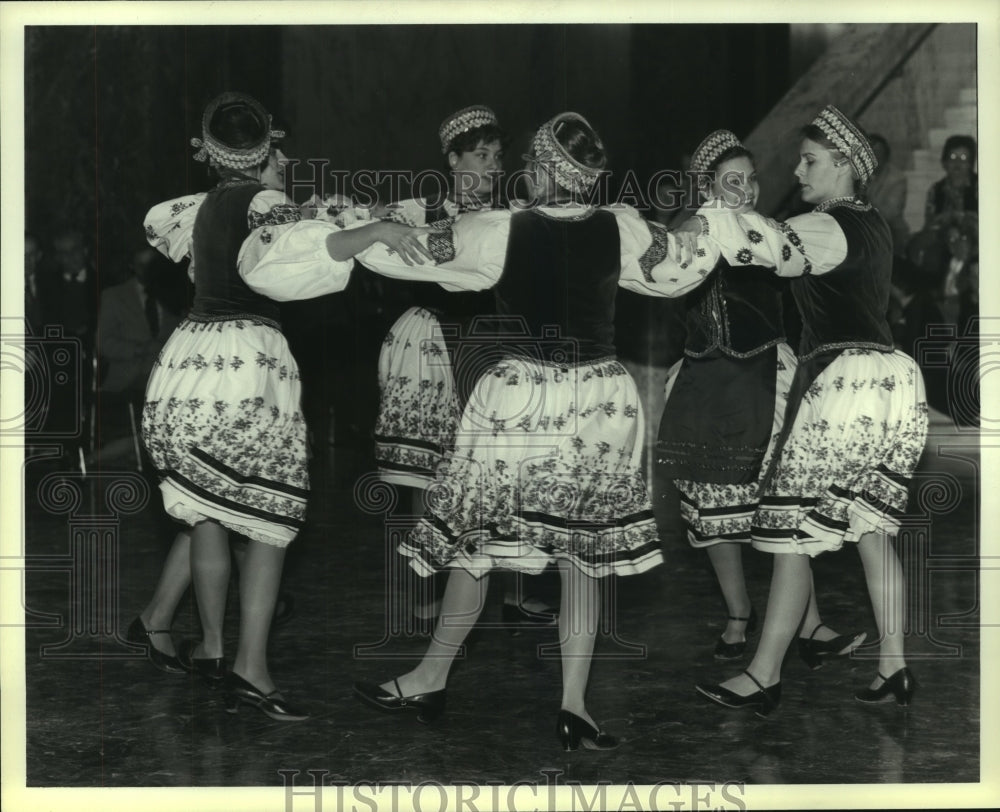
[
  {"x1": 694, "y1": 198, "x2": 895, "y2": 360},
  {"x1": 143, "y1": 186, "x2": 356, "y2": 303}
]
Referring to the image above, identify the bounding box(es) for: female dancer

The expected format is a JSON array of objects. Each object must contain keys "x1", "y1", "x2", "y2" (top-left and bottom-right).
[
  {"x1": 375, "y1": 105, "x2": 558, "y2": 630},
  {"x1": 658, "y1": 130, "x2": 862, "y2": 664},
  {"x1": 351, "y1": 112, "x2": 722, "y2": 749},
  {"x1": 139, "y1": 92, "x2": 427, "y2": 719},
  {"x1": 693, "y1": 106, "x2": 928, "y2": 715}
]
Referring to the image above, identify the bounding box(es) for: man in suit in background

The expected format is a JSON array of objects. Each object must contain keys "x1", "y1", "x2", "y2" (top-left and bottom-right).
[{"x1": 91, "y1": 246, "x2": 182, "y2": 467}]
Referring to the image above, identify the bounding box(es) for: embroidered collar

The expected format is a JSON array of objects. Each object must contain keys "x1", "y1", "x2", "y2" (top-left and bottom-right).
[
  {"x1": 814, "y1": 196, "x2": 871, "y2": 213},
  {"x1": 217, "y1": 177, "x2": 262, "y2": 190}
]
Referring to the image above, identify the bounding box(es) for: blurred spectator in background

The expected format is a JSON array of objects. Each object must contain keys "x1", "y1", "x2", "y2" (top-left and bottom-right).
[
  {"x1": 924, "y1": 134, "x2": 978, "y2": 231},
  {"x1": 866, "y1": 133, "x2": 909, "y2": 256},
  {"x1": 90, "y1": 246, "x2": 182, "y2": 467},
  {"x1": 45, "y1": 228, "x2": 99, "y2": 345}
]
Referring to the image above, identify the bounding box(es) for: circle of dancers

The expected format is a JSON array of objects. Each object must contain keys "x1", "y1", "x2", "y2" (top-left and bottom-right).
[{"x1": 130, "y1": 91, "x2": 929, "y2": 746}]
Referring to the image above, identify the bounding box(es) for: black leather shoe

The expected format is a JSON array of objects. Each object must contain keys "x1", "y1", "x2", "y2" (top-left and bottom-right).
[
  {"x1": 556, "y1": 710, "x2": 619, "y2": 751},
  {"x1": 695, "y1": 670, "x2": 781, "y2": 718},
  {"x1": 224, "y1": 673, "x2": 309, "y2": 721},
  {"x1": 177, "y1": 639, "x2": 227, "y2": 686},
  {"x1": 855, "y1": 667, "x2": 917, "y2": 706},
  {"x1": 798, "y1": 624, "x2": 866, "y2": 670},
  {"x1": 713, "y1": 607, "x2": 757, "y2": 660},
  {"x1": 126, "y1": 617, "x2": 184, "y2": 674},
  {"x1": 353, "y1": 678, "x2": 446, "y2": 723}
]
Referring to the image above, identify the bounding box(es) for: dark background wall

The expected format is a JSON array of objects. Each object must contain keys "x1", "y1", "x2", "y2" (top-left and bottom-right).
[{"x1": 25, "y1": 23, "x2": 791, "y2": 279}]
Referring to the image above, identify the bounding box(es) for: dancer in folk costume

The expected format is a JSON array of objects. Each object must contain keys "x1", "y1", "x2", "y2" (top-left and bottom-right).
[
  {"x1": 657, "y1": 130, "x2": 863, "y2": 665},
  {"x1": 352, "y1": 112, "x2": 723, "y2": 749},
  {"x1": 137, "y1": 92, "x2": 428, "y2": 720},
  {"x1": 375, "y1": 105, "x2": 559, "y2": 630},
  {"x1": 694, "y1": 106, "x2": 928, "y2": 716}
]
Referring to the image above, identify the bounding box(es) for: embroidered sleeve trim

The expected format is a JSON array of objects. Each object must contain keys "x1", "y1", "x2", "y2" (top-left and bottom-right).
[
  {"x1": 638, "y1": 221, "x2": 670, "y2": 282},
  {"x1": 427, "y1": 227, "x2": 456, "y2": 264},
  {"x1": 248, "y1": 203, "x2": 302, "y2": 231}
]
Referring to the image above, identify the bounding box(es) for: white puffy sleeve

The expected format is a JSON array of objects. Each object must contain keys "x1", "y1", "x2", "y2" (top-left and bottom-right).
[
  {"x1": 357, "y1": 208, "x2": 510, "y2": 292},
  {"x1": 695, "y1": 206, "x2": 848, "y2": 277},
  {"x1": 613, "y1": 205, "x2": 720, "y2": 297},
  {"x1": 144, "y1": 193, "x2": 207, "y2": 262},
  {"x1": 237, "y1": 189, "x2": 356, "y2": 301}
]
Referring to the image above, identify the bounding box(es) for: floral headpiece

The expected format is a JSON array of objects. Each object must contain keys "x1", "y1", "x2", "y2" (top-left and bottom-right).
[
  {"x1": 191, "y1": 92, "x2": 285, "y2": 170},
  {"x1": 530, "y1": 112, "x2": 604, "y2": 196},
  {"x1": 812, "y1": 105, "x2": 877, "y2": 185},
  {"x1": 438, "y1": 105, "x2": 499, "y2": 153},
  {"x1": 689, "y1": 129, "x2": 744, "y2": 176}
]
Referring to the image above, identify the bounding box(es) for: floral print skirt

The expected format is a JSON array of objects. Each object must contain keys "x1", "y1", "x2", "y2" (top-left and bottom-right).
[
  {"x1": 141, "y1": 314, "x2": 309, "y2": 547},
  {"x1": 667, "y1": 343, "x2": 797, "y2": 547},
  {"x1": 752, "y1": 348, "x2": 928, "y2": 555},
  {"x1": 374, "y1": 307, "x2": 461, "y2": 490},
  {"x1": 400, "y1": 355, "x2": 664, "y2": 579}
]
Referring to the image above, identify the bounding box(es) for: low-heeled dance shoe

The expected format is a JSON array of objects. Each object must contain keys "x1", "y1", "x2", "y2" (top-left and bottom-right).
[
  {"x1": 855, "y1": 667, "x2": 917, "y2": 706},
  {"x1": 177, "y1": 639, "x2": 227, "y2": 686},
  {"x1": 798, "y1": 623, "x2": 867, "y2": 670},
  {"x1": 126, "y1": 617, "x2": 184, "y2": 674},
  {"x1": 556, "y1": 710, "x2": 619, "y2": 752},
  {"x1": 353, "y1": 678, "x2": 446, "y2": 723},
  {"x1": 713, "y1": 607, "x2": 758, "y2": 660},
  {"x1": 224, "y1": 673, "x2": 310, "y2": 721},
  {"x1": 695, "y1": 670, "x2": 781, "y2": 718}
]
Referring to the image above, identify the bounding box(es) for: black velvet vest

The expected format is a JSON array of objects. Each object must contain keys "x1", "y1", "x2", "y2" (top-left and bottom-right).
[
  {"x1": 492, "y1": 208, "x2": 620, "y2": 363},
  {"x1": 683, "y1": 260, "x2": 786, "y2": 358},
  {"x1": 791, "y1": 204, "x2": 894, "y2": 360},
  {"x1": 190, "y1": 181, "x2": 281, "y2": 324}
]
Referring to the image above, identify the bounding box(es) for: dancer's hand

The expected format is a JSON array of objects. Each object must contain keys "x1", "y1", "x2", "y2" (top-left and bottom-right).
[{"x1": 377, "y1": 222, "x2": 434, "y2": 266}]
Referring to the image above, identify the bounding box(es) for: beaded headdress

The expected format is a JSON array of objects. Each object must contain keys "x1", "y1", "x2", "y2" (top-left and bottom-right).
[
  {"x1": 529, "y1": 112, "x2": 604, "y2": 197},
  {"x1": 438, "y1": 105, "x2": 499, "y2": 153},
  {"x1": 191, "y1": 92, "x2": 285, "y2": 170},
  {"x1": 689, "y1": 129, "x2": 744, "y2": 176},
  {"x1": 812, "y1": 105, "x2": 877, "y2": 185}
]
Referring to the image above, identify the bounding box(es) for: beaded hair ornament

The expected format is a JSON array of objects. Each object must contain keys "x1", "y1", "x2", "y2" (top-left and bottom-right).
[
  {"x1": 812, "y1": 105, "x2": 877, "y2": 185},
  {"x1": 529, "y1": 112, "x2": 604, "y2": 196},
  {"x1": 689, "y1": 129, "x2": 744, "y2": 176},
  {"x1": 438, "y1": 105, "x2": 499, "y2": 153},
  {"x1": 191, "y1": 92, "x2": 285, "y2": 170}
]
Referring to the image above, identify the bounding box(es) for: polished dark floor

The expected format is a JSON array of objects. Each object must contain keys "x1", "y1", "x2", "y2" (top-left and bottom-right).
[{"x1": 21, "y1": 413, "x2": 981, "y2": 788}]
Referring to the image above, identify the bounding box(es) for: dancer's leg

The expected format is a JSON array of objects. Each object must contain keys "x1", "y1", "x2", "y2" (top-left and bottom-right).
[
  {"x1": 189, "y1": 520, "x2": 230, "y2": 660},
  {"x1": 558, "y1": 560, "x2": 601, "y2": 728},
  {"x1": 705, "y1": 542, "x2": 752, "y2": 643},
  {"x1": 719, "y1": 552, "x2": 812, "y2": 694},
  {"x1": 857, "y1": 530, "x2": 907, "y2": 686},
  {"x1": 385, "y1": 566, "x2": 490, "y2": 696},
  {"x1": 138, "y1": 530, "x2": 192, "y2": 656},
  {"x1": 231, "y1": 539, "x2": 286, "y2": 693}
]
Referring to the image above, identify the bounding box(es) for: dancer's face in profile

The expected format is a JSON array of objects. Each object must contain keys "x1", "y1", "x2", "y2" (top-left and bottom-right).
[
  {"x1": 261, "y1": 148, "x2": 288, "y2": 192},
  {"x1": 712, "y1": 155, "x2": 758, "y2": 213},
  {"x1": 450, "y1": 139, "x2": 503, "y2": 199},
  {"x1": 794, "y1": 138, "x2": 849, "y2": 204}
]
